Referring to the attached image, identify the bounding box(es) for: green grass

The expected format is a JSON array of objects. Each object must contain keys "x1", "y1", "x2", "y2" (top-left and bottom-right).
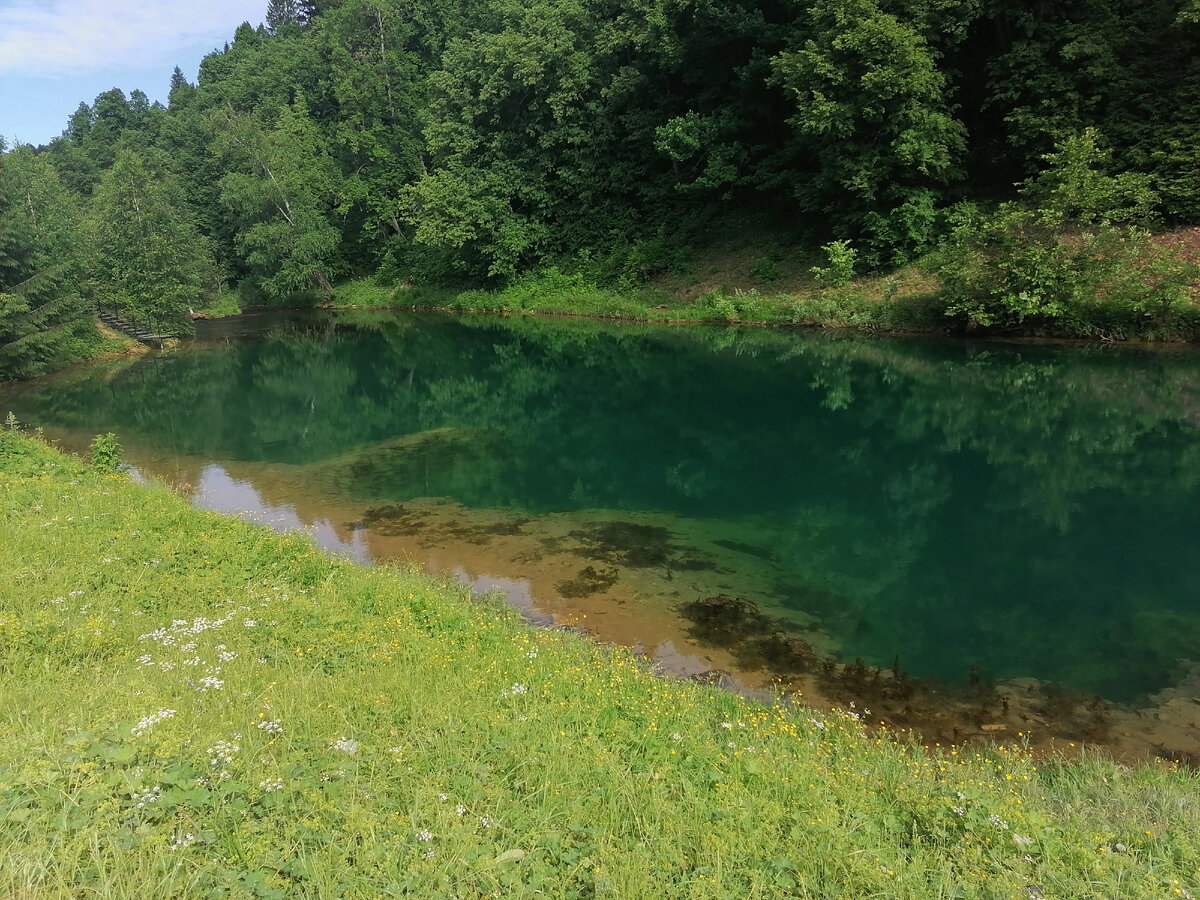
[
  {"x1": 318, "y1": 268, "x2": 946, "y2": 334},
  {"x1": 192, "y1": 290, "x2": 244, "y2": 319},
  {"x1": 2, "y1": 429, "x2": 1198, "y2": 898},
  {"x1": 218, "y1": 249, "x2": 1198, "y2": 342},
  {"x1": 327, "y1": 279, "x2": 463, "y2": 311}
]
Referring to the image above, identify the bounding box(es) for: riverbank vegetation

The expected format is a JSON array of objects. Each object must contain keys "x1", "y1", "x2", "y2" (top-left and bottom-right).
[
  {"x1": 7, "y1": 0, "x2": 1200, "y2": 380},
  {"x1": 1, "y1": 427, "x2": 1199, "y2": 897}
]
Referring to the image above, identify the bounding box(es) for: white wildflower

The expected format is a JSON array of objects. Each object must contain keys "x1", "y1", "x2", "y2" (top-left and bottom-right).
[
  {"x1": 132, "y1": 708, "x2": 176, "y2": 737},
  {"x1": 331, "y1": 737, "x2": 359, "y2": 755},
  {"x1": 207, "y1": 739, "x2": 239, "y2": 767},
  {"x1": 133, "y1": 786, "x2": 162, "y2": 808}
]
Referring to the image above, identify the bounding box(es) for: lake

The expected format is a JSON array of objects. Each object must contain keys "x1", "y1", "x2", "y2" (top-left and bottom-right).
[{"x1": 5, "y1": 310, "x2": 1200, "y2": 760}]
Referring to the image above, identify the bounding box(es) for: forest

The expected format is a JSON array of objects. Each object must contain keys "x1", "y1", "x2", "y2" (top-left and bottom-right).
[{"x1": 4, "y1": 0, "x2": 1200, "y2": 376}]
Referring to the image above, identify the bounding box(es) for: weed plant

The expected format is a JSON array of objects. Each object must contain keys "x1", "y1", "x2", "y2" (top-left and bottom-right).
[{"x1": 3, "y1": 433, "x2": 1197, "y2": 897}]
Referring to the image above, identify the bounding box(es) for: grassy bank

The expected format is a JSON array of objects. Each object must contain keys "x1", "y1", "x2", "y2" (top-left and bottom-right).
[
  {"x1": 318, "y1": 268, "x2": 948, "y2": 334},
  {"x1": 205, "y1": 257, "x2": 1200, "y2": 342},
  {"x1": 1, "y1": 320, "x2": 138, "y2": 383},
  {"x1": 183, "y1": 221, "x2": 1200, "y2": 341},
  {"x1": 2, "y1": 430, "x2": 1198, "y2": 898}
]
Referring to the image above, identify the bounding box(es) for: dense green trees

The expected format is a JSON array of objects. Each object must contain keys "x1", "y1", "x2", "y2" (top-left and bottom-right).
[
  {"x1": 0, "y1": 144, "x2": 96, "y2": 378},
  {"x1": 1, "y1": 0, "x2": 1198, "y2": 355},
  {"x1": 770, "y1": 0, "x2": 972, "y2": 263},
  {"x1": 213, "y1": 102, "x2": 343, "y2": 297},
  {"x1": 85, "y1": 151, "x2": 218, "y2": 330}
]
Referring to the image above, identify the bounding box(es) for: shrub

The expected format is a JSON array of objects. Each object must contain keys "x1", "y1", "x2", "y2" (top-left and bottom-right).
[
  {"x1": 699, "y1": 288, "x2": 773, "y2": 322},
  {"x1": 935, "y1": 207, "x2": 1195, "y2": 331},
  {"x1": 88, "y1": 432, "x2": 122, "y2": 473},
  {"x1": 932, "y1": 129, "x2": 1197, "y2": 334},
  {"x1": 748, "y1": 257, "x2": 784, "y2": 284},
  {"x1": 810, "y1": 241, "x2": 857, "y2": 287}
]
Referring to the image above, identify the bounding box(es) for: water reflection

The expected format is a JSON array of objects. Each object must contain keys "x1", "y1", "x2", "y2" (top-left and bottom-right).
[
  {"x1": 5, "y1": 310, "x2": 1200, "y2": 758},
  {"x1": 192, "y1": 463, "x2": 371, "y2": 563}
]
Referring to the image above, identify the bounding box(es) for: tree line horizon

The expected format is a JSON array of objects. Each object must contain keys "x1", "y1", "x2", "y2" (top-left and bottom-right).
[{"x1": 3, "y1": 0, "x2": 1200, "y2": 376}]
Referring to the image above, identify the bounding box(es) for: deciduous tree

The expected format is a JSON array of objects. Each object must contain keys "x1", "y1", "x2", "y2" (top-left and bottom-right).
[{"x1": 85, "y1": 150, "x2": 217, "y2": 331}]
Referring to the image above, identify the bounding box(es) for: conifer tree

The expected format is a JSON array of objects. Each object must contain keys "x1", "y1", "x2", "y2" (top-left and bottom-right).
[
  {"x1": 266, "y1": 0, "x2": 304, "y2": 33},
  {"x1": 296, "y1": 0, "x2": 323, "y2": 23},
  {"x1": 0, "y1": 143, "x2": 93, "y2": 380}
]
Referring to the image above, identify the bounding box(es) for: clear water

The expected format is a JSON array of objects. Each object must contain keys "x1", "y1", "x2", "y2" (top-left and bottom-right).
[{"x1": 6, "y1": 310, "x2": 1200, "y2": 709}]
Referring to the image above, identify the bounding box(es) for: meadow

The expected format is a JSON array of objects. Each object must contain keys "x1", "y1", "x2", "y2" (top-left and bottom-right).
[{"x1": 1, "y1": 427, "x2": 1198, "y2": 898}]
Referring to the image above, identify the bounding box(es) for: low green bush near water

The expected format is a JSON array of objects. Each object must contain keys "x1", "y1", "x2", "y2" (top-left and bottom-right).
[
  {"x1": 929, "y1": 131, "x2": 1200, "y2": 339},
  {"x1": 4, "y1": 432, "x2": 1197, "y2": 898}
]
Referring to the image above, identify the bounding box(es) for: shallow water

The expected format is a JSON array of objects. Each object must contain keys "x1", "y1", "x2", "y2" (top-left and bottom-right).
[{"x1": 6, "y1": 310, "x2": 1200, "y2": 758}]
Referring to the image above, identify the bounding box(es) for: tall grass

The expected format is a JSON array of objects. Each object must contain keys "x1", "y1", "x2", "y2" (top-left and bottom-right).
[{"x1": 1, "y1": 429, "x2": 1197, "y2": 898}]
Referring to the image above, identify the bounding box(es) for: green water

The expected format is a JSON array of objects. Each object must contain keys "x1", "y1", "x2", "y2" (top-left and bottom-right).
[{"x1": 6, "y1": 310, "x2": 1200, "y2": 705}]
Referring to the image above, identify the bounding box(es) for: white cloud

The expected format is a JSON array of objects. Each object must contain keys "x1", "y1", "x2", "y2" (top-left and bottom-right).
[{"x1": 0, "y1": 0, "x2": 264, "y2": 77}]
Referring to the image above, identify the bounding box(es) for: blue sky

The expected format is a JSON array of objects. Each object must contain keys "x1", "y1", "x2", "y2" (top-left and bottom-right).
[{"x1": 0, "y1": 0, "x2": 266, "y2": 147}]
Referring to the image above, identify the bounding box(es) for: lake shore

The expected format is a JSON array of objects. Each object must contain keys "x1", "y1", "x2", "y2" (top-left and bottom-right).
[
  {"x1": 2, "y1": 429, "x2": 1198, "y2": 897},
  {"x1": 188, "y1": 262, "x2": 1200, "y2": 345}
]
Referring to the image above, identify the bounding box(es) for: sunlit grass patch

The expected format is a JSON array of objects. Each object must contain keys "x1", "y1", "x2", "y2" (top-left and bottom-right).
[{"x1": 1, "y1": 431, "x2": 1198, "y2": 898}]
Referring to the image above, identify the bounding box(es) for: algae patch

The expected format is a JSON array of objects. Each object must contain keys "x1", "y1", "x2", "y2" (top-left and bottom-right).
[
  {"x1": 306, "y1": 426, "x2": 508, "y2": 501},
  {"x1": 555, "y1": 565, "x2": 620, "y2": 598}
]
